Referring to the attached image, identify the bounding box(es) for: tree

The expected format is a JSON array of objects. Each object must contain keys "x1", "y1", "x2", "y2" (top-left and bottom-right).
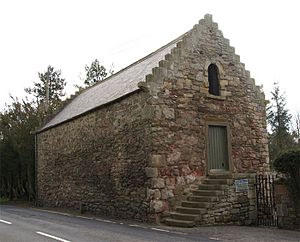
[
  {"x1": 0, "y1": 97, "x2": 39, "y2": 201},
  {"x1": 25, "y1": 65, "x2": 66, "y2": 113},
  {"x1": 1, "y1": 66, "x2": 67, "y2": 201},
  {"x1": 267, "y1": 82, "x2": 295, "y2": 162},
  {"x1": 84, "y1": 59, "x2": 110, "y2": 87},
  {"x1": 292, "y1": 111, "x2": 300, "y2": 146}
]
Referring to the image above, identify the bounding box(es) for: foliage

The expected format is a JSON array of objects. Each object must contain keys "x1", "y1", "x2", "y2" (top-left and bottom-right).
[
  {"x1": 292, "y1": 111, "x2": 300, "y2": 146},
  {"x1": 25, "y1": 65, "x2": 66, "y2": 113},
  {"x1": 0, "y1": 97, "x2": 39, "y2": 201},
  {"x1": 84, "y1": 59, "x2": 110, "y2": 87},
  {"x1": 1, "y1": 65, "x2": 67, "y2": 201},
  {"x1": 273, "y1": 149, "x2": 300, "y2": 208},
  {"x1": 0, "y1": 197, "x2": 9, "y2": 204},
  {"x1": 267, "y1": 83, "x2": 296, "y2": 162}
]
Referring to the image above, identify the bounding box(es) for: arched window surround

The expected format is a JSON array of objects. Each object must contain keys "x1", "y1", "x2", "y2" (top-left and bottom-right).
[
  {"x1": 200, "y1": 61, "x2": 231, "y2": 100},
  {"x1": 208, "y1": 64, "x2": 220, "y2": 96}
]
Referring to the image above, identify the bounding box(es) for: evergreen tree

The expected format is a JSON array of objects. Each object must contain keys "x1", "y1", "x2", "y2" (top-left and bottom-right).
[
  {"x1": 25, "y1": 65, "x2": 66, "y2": 113},
  {"x1": 292, "y1": 112, "x2": 300, "y2": 146},
  {"x1": 0, "y1": 97, "x2": 39, "y2": 200},
  {"x1": 267, "y1": 82, "x2": 295, "y2": 162},
  {"x1": 1, "y1": 65, "x2": 66, "y2": 201},
  {"x1": 84, "y1": 59, "x2": 108, "y2": 87}
]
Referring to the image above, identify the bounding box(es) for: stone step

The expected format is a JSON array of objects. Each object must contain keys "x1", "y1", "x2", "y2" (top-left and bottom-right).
[
  {"x1": 176, "y1": 206, "x2": 207, "y2": 215},
  {"x1": 188, "y1": 195, "x2": 218, "y2": 202},
  {"x1": 182, "y1": 201, "x2": 211, "y2": 208},
  {"x1": 203, "y1": 178, "x2": 232, "y2": 185},
  {"x1": 164, "y1": 218, "x2": 195, "y2": 227},
  {"x1": 198, "y1": 184, "x2": 228, "y2": 190},
  {"x1": 191, "y1": 189, "x2": 224, "y2": 196},
  {"x1": 208, "y1": 173, "x2": 233, "y2": 179},
  {"x1": 198, "y1": 184, "x2": 227, "y2": 190},
  {"x1": 170, "y1": 212, "x2": 198, "y2": 221}
]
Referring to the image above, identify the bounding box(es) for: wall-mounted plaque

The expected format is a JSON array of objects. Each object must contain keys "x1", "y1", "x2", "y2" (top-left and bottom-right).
[{"x1": 235, "y1": 179, "x2": 249, "y2": 192}]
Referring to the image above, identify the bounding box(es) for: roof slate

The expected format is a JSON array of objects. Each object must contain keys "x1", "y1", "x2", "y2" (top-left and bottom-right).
[{"x1": 40, "y1": 35, "x2": 184, "y2": 132}]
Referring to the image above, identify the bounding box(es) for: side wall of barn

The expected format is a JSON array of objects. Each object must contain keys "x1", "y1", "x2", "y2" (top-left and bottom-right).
[{"x1": 37, "y1": 91, "x2": 152, "y2": 220}]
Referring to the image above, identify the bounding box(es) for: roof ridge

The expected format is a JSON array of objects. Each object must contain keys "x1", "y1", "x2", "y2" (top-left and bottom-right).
[{"x1": 83, "y1": 32, "x2": 188, "y2": 90}]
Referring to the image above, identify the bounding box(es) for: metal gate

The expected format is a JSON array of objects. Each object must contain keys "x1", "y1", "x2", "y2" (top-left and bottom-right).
[{"x1": 255, "y1": 174, "x2": 278, "y2": 226}]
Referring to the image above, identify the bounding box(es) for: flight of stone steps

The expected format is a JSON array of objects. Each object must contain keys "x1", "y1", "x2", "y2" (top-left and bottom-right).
[{"x1": 164, "y1": 173, "x2": 233, "y2": 227}]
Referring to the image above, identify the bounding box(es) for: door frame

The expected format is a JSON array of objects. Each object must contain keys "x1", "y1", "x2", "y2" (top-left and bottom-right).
[{"x1": 205, "y1": 121, "x2": 232, "y2": 175}]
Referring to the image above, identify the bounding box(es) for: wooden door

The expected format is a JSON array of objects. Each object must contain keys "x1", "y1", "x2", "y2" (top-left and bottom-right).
[{"x1": 208, "y1": 125, "x2": 229, "y2": 171}]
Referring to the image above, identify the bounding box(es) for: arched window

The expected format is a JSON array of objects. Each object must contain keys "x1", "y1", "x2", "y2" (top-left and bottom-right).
[{"x1": 208, "y1": 64, "x2": 220, "y2": 96}]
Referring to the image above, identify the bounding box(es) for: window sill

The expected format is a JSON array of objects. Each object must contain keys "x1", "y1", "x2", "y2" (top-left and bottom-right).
[{"x1": 206, "y1": 94, "x2": 226, "y2": 100}]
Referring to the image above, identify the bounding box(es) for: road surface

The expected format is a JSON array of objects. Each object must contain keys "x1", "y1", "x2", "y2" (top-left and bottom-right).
[{"x1": 0, "y1": 205, "x2": 212, "y2": 242}]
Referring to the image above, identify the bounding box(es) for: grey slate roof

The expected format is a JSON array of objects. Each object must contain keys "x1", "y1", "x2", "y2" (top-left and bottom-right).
[{"x1": 40, "y1": 34, "x2": 185, "y2": 132}]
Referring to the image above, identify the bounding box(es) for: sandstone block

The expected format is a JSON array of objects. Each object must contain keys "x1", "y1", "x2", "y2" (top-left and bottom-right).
[
  {"x1": 147, "y1": 189, "x2": 155, "y2": 200},
  {"x1": 167, "y1": 152, "x2": 181, "y2": 163},
  {"x1": 150, "y1": 154, "x2": 166, "y2": 167},
  {"x1": 153, "y1": 189, "x2": 161, "y2": 199},
  {"x1": 200, "y1": 87, "x2": 208, "y2": 94},
  {"x1": 231, "y1": 208, "x2": 240, "y2": 214},
  {"x1": 165, "y1": 177, "x2": 176, "y2": 189},
  {"x1": 180, "y1": 165, "x2": 191, "y2": 176},
  {"x1": 186, "y1": 174, "x2": 196, "y2": 184},
  {"x1": 151, "y1": 178, "x2": 165, "y2": 188},
  {"x1": 220, "y1": 79, "x2": 229, "y2": 86},
  {"x1": 176, "y1": 176, "x2": 186, "y2": 186},
  {"x1": 161, "y1": 189, "x2": 174, "y2": 200},
  {"x1": 151, "y1": 200, "x2": 164, "y2": 213},
  {"x1": 145, "y1": 167, "x2": 158, "y2": 178},
  {"x1": 162, "y1": 106, "x2": 175, "y2": 119}
]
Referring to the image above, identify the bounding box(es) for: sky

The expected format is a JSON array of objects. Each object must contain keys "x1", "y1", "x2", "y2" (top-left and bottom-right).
[{"x1": 0, "y1": 0, "x2": 299, "y2": 116}]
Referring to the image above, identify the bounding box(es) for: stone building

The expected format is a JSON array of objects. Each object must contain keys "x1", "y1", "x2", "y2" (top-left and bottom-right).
[{"x1": 36, "y1": 14, "x2": 269, "y2": 227}]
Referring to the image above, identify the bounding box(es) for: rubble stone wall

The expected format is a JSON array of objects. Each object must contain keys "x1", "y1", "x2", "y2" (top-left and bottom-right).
[
  {"x1": 37, "y1": 91, "x2": 152, "y2": 221},
  {"x1": 275, "y1": 183, "x2": 300, "y2": 230},
  {"x1": 200, "y1": 175, "x2": 256, "y2": 226}
]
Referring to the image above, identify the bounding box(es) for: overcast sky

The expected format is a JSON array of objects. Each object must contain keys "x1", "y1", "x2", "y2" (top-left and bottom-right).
[{"x1": 0, "y1": 0, "x2": 299, "y2": 115}]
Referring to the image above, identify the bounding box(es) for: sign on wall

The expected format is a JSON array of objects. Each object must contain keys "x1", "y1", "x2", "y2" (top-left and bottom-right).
[{"x1": 235, "y1": 179, "x2": 249, "y2": 193}]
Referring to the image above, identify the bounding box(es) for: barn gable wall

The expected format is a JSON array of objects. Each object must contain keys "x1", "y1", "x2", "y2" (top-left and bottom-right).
[{"x1": 142, "y1": 14, "x2": 269, "y2": 221}]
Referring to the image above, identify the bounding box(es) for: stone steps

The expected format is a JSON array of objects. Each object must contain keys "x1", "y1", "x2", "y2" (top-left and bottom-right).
[
  {"x1": 198, "y1": 184, "x2": 228, "y2": 190},
  {"x1": 203, "y1": 178, "x2": 232, "y2": 185},
  {"x1": 207, "y1": 173, "x2": 233, "y2": 179},
  {"x1": 176, "y1": 206, "x2": 207, "y2": 215},
  {"x1": 163, "y1": 174, "x2": 234, "y2": 228},
  {"x1": 164, "y1": 218, "x2": 195, "y2": 227},
  {"x1": 187, "y1": 195, "x2": 218, "y2": 202},
  {"x1": 170, "y1": 212, "x2": 199, "y2": 221},
  {"x1": 191, "y1": 189, "x2": 224, "y2": 196},
  {"x1": 181, "y1": 201, "x2": 211, "y2": 208}
]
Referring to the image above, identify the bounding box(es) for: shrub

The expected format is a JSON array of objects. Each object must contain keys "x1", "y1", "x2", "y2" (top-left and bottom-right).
[
  {"x1": 273, "y1": 149, "x2": 300, "y2": 208},
  {"x1": 0, "y1": 197, "x2": 9, "y2": 204}
]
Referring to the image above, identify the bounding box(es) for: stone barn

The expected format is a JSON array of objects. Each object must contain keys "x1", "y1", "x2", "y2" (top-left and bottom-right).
[{"x1": 36, "y1": 14, "x2": 269, "y2": 227}]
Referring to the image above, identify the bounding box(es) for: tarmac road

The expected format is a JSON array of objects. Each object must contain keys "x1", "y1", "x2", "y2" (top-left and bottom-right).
[
  {"x1": 0, "y1": 205, "x2": 299, "y2": 242},
  {"x1": 0, "y1": 205, "x2": 211, "y2": 242}
]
